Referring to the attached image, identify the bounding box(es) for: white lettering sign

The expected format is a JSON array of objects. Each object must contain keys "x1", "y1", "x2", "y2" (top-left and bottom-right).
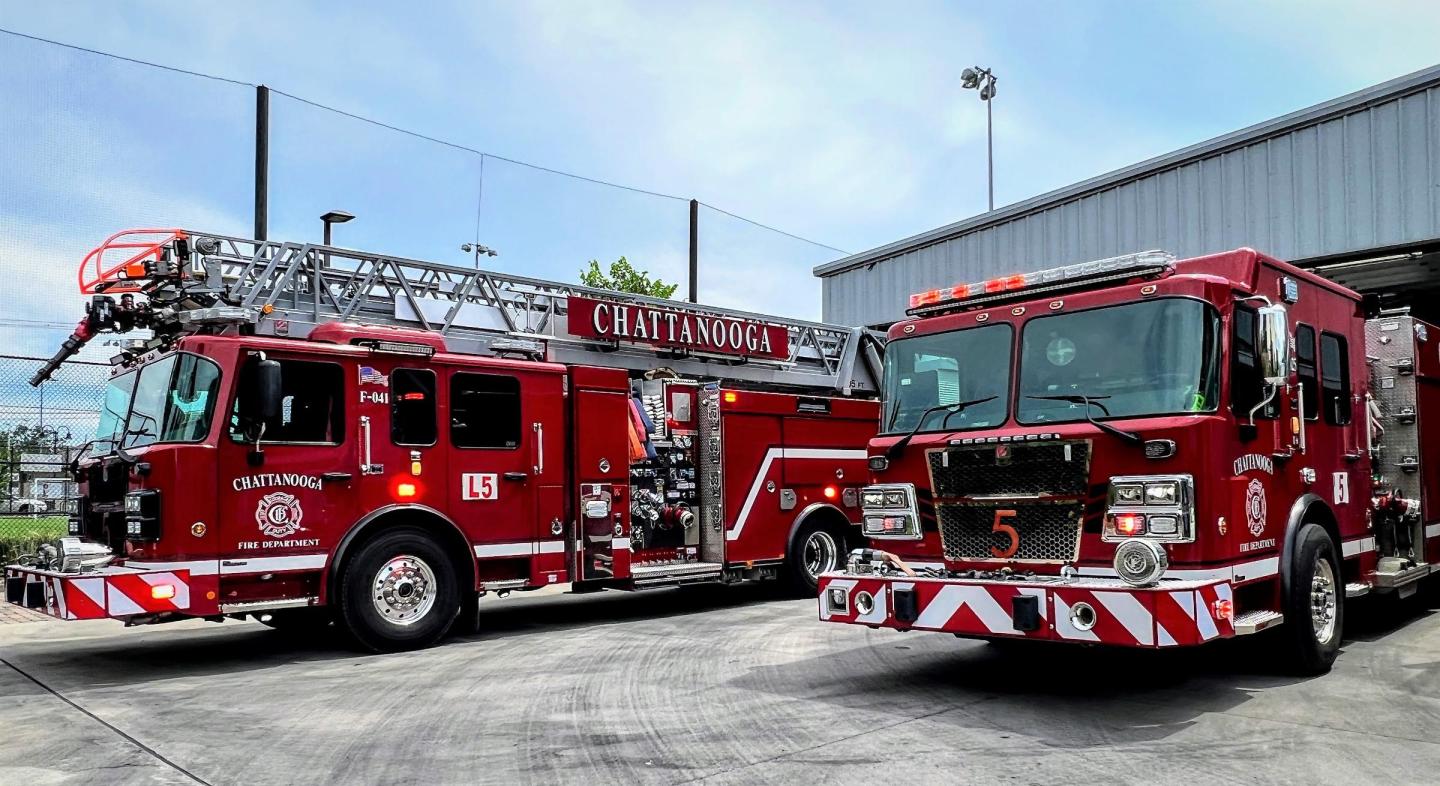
[{"x1": 462, "y1": 473, "x2": 498, "y2": 501}]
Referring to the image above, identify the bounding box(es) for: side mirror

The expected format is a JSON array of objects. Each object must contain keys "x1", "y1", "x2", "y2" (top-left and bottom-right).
[
  {"x1": 1256, "y1": 304, "x2": 1289, "y2": 385},
  {"x1": 239, "y1": 357, "x2": 282, "y2": 422}
]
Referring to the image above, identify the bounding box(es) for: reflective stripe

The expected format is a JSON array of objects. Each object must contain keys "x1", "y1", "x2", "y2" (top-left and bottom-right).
[
  {"x1": 474, "y1": 542, "x2": 534, "y2": 558},
  {"x1": 219, "y1": 554, "x2": 328, "y2": 575},
  {"x1": 728, "y1": 448, "x2": 867, "y2": 541}
]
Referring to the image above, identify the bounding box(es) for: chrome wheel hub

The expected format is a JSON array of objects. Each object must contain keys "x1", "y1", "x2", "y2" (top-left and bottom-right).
[
  {"x1": 1310, "y1": 556, "x2": 1337, "y2": 644},
  {"x1": 373, "y1": 555, "x2": 437, "y2": 626},
  {"x1": 803, "y1": 530, "x2": 839, "y2": 579}
]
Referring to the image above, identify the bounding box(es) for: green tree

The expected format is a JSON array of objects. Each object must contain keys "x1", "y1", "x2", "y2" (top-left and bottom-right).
[{"x1": 579, "y1": 257, "x2": 678, "y2": 299}]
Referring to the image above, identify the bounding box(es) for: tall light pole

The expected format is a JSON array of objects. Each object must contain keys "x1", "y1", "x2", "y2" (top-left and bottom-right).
[
  {"x1": 961, "y1": 66, "x2": 998, "y2": 211},
  {"x1": 320, "y1": 210, "x2": 355, "y2": 246}
]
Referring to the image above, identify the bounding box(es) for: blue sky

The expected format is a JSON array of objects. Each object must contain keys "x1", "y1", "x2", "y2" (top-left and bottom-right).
[{"x1": 1, "y1": 0, "x2": 1439, "y2": 372}]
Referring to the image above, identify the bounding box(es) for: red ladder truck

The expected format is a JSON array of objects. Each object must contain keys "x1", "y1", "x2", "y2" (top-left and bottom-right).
[
  {"x1": 4, "y1": 229, "x2": 882, "y2": 652},
  {"x1": 819, "y1": 247, "x2": 1437, "y2": 674}
]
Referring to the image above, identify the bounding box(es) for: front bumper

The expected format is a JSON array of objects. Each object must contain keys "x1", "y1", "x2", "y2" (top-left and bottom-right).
[
  {"x1": 5, "y1": 564, "x2": 192, "y2": 621},
  {"x1": 818, "y1": 571, "x2": 1234, "y2": 648}
]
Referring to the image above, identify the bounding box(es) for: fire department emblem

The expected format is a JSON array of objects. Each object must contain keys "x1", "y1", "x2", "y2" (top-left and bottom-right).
[
  {"x1": 1245, "y1": 479, "x2": 1267, "y2": 537},
  {"x1": 256, "y1": 492, "x2": 304, "y2": 539}
]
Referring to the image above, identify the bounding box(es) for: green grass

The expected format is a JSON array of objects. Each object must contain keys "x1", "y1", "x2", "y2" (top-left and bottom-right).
[{"x1": 0, "y1": 515, "x2": 68, "y2": 564}]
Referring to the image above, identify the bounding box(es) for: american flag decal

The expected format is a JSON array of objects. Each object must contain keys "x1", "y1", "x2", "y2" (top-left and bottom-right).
[{"x1": 359, "y1": 366, "x2": 389, "y2": 386}]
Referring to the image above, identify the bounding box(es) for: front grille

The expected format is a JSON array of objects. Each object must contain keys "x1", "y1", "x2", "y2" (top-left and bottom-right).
[
  {"x1": 927, "y1": 441, "x2": 1090, "y2": 497},
  {"x1": 936, "y1": 501, "x2": 1083, "y2": 562}
]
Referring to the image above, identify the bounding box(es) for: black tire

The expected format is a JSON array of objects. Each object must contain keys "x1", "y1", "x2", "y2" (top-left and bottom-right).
[
  {"x1": 255, "y1": 607, "x2": 332, "y2": 631},
  {"x1": 786, "y1": 519, "x2": 847, "y2": 596},
  {"x1": 336, "y1": 527, "x2": 460, "y2": 653},
  {"x1": 1281, "y1": 523, "x2": 1344, "y2": 675},
  {"x1": 15, "y1": 504, "x2": 29, "y2": 515}
]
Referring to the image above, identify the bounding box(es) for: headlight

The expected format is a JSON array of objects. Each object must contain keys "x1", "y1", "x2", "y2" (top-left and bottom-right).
[
  {"x1": 1144, "y1": 481, "x2": 1179, "y2": 505},
  {"x1": 1112, "y1": 484, "x2": 1144, "y2": 505},
  {"x1": 124, "y1": 490, "x2": 162, "y2": 542},
  {"x1": 854, "y1": 591, "x2": 876, "y2": 616},
  {"x1": 859, "y1": 484, "x2": 921, "y2": 539},
  {"x1": 1104, "y1": 475, "x2": 1194, "y2": 542}
]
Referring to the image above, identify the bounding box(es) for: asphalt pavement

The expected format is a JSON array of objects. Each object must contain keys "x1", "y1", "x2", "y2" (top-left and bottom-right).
[{"x1": 2, "y1": 582, "x2": 1439, "y2": 785}]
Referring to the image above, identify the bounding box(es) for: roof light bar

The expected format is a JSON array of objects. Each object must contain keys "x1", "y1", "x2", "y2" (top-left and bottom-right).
[
  {"x1": 352, "y1": 339, "x2": 437, "y2": 357},
  {"x1": 906, "y1": 250, "x2": 1175, "y2": 315}
]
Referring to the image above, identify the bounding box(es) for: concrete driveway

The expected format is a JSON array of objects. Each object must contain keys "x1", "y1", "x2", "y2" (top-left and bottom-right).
[{"x1": 2, "y1": 583, "x2": 1438, "y2": 785}]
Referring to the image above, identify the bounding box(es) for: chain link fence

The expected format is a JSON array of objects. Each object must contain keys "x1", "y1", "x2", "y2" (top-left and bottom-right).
[{"x1": 0, "y1": 354, "x2": 108, "y2": 558}]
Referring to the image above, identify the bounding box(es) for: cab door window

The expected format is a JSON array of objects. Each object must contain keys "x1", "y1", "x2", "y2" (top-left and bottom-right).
[
  {"x1": 392, "y1": 368, "x2": 437, "y2": 446},
  {"x1": 230, "y1": 358, "x2": 345, "y2": 444},
  {"x1": 1320, "y1": 332, "x2": 1351, "y2": 426},
  {"x1": 1230, "y1": 305, "x2": 1276, "y2": 418},
  {"x1": 450, "y1": 373, "x2": 521, "y2": 449},
  {"x1": 1295, "y1": 324, "x2": 1319, "y2": 421}
]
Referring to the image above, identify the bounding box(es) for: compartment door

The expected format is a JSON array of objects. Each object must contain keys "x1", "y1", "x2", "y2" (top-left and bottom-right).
[{"x1": 573, "y1": 387, "x2": 631, "y2": 581}]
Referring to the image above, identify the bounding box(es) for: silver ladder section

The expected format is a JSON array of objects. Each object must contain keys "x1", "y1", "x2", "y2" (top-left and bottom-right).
[{"x1": 180, "y1": 232, "x2": 884, "y2": 395}]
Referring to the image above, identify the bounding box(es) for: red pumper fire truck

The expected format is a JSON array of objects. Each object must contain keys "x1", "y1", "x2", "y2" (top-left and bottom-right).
[
  {"x1": 4, "y1": 229, "x2": 883, "y2": 652},
  {"x1": 819, "y1": 247, "x2": 1438, "y2": 673}
]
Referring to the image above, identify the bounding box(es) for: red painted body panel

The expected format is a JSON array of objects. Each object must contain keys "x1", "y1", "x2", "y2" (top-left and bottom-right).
[
  {"x1": 9, "y1": 328, "x2": 880, "y2": 625},
  {"x1": 838, "y1": 249, "x2": 1404, "y2": 648}
]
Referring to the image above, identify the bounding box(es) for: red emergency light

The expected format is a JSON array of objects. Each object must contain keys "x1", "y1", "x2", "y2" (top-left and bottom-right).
[{"x1": 905, "y1": 250, "x2": 1176, "y2": 316}]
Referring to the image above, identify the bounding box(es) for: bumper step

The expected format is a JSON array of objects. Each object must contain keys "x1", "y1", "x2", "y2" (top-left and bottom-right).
[{"x1": 1233, "y1": 610, "x2": 1284, "y2": 635}]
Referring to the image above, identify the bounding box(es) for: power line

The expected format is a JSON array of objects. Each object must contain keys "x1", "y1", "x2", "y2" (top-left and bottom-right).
[
  {"x1": 0, "y1": 26, "x2": 252, "y2": 88},
  {"x1": 0, "y1": 25, "x2": 851, "y2": 257},
  {"x1": 698, "y1": 201, "x2": 849, "y2": 255}
]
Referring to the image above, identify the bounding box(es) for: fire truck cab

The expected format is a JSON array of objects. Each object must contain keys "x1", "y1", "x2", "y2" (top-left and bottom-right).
[
  {"x1": 820, "y1": 247, "x2": 1437, "y2": 674},
  {"x1": 5, "y1": 229, "x2": 881, "y2": 652}
]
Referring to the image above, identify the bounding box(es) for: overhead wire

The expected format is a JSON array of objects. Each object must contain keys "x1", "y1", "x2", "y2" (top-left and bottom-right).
[{"x1": 0, "y1": 26, "x2": 850, "y2": 256}]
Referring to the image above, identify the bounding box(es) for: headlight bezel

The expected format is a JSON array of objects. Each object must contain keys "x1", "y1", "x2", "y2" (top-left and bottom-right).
[
  {"x1": 1103, "y1": 474, "x2": 1195, "y2": 543},
  {"x1": 124, "y1": 489, "x2": 162, "y2": 542},
  {"x1": 859, "y1": 483, "x2": 922, "y2": 540}
]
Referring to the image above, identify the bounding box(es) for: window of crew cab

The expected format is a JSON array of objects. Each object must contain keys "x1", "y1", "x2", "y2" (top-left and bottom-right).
[
  {"x1": 1320, "y1": 332, "x2": 1352, "y2": 426},
  {"x1": 1230, "y1": 304, "x2": 1277, "y2": 419},
  {"x1": 228, "y1": 358, "x2": 345, "y2": 444},
  {"x1": 450, "y1": 373, "x2": 521, "y2": 449},
  {"x1": 391, "y1": 368, "x2": 437, "y2": 446},
  {"x1": 1295, "y1": 324, "x2": 1319, "y2": 421}
]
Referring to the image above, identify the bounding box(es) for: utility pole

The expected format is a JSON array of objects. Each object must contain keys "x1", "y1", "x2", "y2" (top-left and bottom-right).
[
  {"x1": 254, "y1": 85, "x2": 270, "y2": 241},
  {"x1": 688, "y1": 199, "x2": 698, "y2": 303}
]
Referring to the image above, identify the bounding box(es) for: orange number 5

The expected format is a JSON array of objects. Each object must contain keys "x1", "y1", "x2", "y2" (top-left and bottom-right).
[{"x1": 991, "y1": 509, "x2": 1019, "y2": 559}]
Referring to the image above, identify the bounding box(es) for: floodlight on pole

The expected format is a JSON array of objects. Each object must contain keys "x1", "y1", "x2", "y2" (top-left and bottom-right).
[
  {"x1": 320, "y1": 210, "x2": 355, "y2": 246},
  {"x1": 461, "y1": 242, "x2": 498, "y2": 268},
  {"x1": 960, "y1": 66, "x2": 998, "y2": 211}
]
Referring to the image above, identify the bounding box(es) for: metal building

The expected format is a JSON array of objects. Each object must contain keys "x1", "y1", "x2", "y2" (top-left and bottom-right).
[{"x1": 816, "y1": 64, "x2": 1440, "y2": 327}]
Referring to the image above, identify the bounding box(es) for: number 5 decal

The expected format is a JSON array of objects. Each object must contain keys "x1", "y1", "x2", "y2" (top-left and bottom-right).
[{"x1": 991, "y1": 509, "x2": 1019, "y2": 559}]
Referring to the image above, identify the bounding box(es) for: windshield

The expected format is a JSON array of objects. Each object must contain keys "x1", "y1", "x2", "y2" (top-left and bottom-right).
[
  {"x1": 94, "y1": 353, "x2": 222, "y2": 449},
  {"x1": 1017, "y1": 298, "x2": 1220, "y2": 424},
  {"x1": 882, "y1": 323, "x2": 1012, "y2": 434}
]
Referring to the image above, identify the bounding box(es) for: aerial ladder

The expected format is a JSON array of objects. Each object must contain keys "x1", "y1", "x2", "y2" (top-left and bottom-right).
[{"x1": 32, "y1": 229, "x2": 883, "y2": 395}]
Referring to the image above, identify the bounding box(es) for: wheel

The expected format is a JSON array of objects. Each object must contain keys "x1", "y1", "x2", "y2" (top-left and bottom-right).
[
  {"x1": 1281, "y1": 523, "x2": 1344, "y2": 675},
  {"x1": 15, "y1": 504, "x2": 29, "y2": 515},
  {"x1": 255, "y1": 607, "x2": 331, "y2": 631},
  {"x1": 336, "y1": 527, "x2": 460, "y2": 653},
  {"x1": 786, "y1": 520, "x2": 845, "y2": 595}
]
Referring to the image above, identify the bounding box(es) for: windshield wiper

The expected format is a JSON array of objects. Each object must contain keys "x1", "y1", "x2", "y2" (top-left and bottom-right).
[
  {"x1": 1024, "y1": 393, "x2": 1142, "y2": 445},
  {"x1": 887, "y1": 395, "x2": 999, "y2": 459}
]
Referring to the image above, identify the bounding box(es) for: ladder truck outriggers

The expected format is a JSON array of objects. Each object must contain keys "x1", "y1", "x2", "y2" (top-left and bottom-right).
[
  {"x1": 820, "y1": 247, "x2": 1438, "y2": 674},
  {"x1": 5, "y1": 228, "x2": 883, "y2": 652}
]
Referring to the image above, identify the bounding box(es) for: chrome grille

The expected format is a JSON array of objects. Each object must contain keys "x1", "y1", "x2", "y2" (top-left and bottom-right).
[
  {"x1": 927, "y1": 441, "x2": 1090, "y2": 497},
  {"x1": 936, "y1": 501, "x2": 1083, "y2": 562}
]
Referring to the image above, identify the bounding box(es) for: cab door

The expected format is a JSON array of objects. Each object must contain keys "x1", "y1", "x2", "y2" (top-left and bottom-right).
[
  {"x1": 445, "y1": 368, "x2": 564, "y2": 577},
  {"x1": 217, "y1": 353, "x2": 358, "y2": 576}
]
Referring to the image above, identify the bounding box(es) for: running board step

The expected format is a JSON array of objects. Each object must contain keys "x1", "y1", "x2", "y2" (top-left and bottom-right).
[
  {"x1": 629, "y1": 561, "x2": 724, "y2": 587},
  {"x1": 1233, "y1": 610, "x2": 1285, "y2": 636},
  {"x1": 1372, "y1": 563, "x2": 1432, "y2": 590},
  {"x1": 1345, "y1": 582, "x2": 1370, "y2": 599},
  {"x1": 221, "y1": 596, "x2": 318, "y2": 614}
]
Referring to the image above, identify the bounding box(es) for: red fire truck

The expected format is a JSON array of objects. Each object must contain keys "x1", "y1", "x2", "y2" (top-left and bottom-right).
[
  {"x1": 819, "y1": 247, "x2": 1437, "y2": 673},
  {"x1": 4, "y1": 229, "x2": 882, "y2": 651}
]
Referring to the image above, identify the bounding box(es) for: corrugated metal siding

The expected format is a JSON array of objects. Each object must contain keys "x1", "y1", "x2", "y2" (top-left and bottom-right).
[{"x1": 822, "y1": 76, "x2": 1440, "y2": 327}]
